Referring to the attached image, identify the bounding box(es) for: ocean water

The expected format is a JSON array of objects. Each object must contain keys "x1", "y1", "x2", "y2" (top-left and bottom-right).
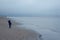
[{"x1": 9, "y1": 17, "x2": 60, "y2": 40}]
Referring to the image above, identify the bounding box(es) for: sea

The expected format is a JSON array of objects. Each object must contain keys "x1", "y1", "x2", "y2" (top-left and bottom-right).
[{"x1": 8, "y1": 17, "x2": 60, "y2": 40}]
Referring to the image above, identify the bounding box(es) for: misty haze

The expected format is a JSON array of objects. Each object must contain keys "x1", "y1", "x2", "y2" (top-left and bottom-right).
[{"x1": 0, "y1": 0, "x2": 60, "y2": 40}]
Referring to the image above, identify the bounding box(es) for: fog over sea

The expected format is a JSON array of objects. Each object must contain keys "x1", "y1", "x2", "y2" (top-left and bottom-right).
[{"x1": 8, "y1": 17, "x2": 60, "y2": 40}]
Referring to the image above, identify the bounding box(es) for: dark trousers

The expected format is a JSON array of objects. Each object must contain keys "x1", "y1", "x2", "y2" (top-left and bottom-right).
[{"x1": 9, "y1": 24, "x2": 11, "y2": 28}]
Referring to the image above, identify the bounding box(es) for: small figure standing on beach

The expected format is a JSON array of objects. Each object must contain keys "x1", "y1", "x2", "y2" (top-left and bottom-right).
[{"x1": 8, "y1": 20, "x2": 12, "y2": 28}]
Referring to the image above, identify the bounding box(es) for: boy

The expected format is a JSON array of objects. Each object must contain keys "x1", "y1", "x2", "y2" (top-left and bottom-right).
[{"x1": 8, "y1": 20, "x2": 12, "y2": 28}]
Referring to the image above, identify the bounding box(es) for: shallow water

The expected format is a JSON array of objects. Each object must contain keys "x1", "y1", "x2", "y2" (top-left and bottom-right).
[{"x1": 10, "y1": 17, "x2": 60, "y2": 40}]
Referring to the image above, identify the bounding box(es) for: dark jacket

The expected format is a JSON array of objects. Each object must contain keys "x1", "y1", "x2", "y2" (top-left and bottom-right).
[{"x1": 8, "y1": 20, "x2": 11, "y2": 25}]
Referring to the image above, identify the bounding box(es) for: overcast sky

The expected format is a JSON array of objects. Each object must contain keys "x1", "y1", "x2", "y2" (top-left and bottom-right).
[{"x1": 0, "y1": 0, "x2": 60, "y2": 16}]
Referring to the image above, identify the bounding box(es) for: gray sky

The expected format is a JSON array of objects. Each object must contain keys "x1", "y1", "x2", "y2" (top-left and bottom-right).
[{"x1": 0, "y1": 0, "x2": 60, "y2": 16}]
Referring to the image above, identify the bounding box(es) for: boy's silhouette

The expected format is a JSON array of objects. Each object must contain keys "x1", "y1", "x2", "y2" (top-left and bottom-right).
[{"x1": 8, "y1": 20, "x2": 12, "y2": 28}]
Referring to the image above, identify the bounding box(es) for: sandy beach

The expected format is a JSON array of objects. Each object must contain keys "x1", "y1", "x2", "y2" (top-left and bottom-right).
[{"x1": 0, "y1": 17, "x2": 42, "y2": 40}]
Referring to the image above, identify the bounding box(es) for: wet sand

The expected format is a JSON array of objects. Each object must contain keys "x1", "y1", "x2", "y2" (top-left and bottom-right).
[{"x1": 0, "y1": 17, "x2": 42, "y2": 40}]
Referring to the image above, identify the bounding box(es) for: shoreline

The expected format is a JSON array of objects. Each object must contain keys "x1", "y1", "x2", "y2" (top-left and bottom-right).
[{"x1": 0, "y1": 17, "x2": 42, "y2": 40}]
